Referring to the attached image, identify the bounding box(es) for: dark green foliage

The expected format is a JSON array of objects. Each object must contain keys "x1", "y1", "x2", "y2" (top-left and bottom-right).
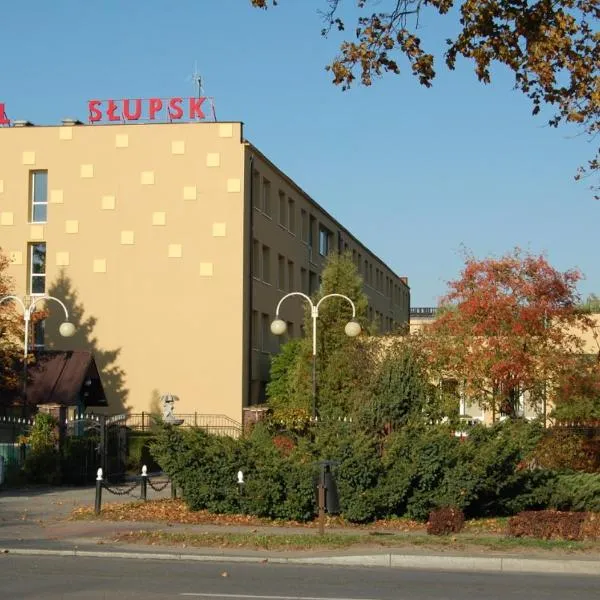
[
  {"x1": 548, "y1": 472, "x2": 600, "y2": 512},
  {"x1": 126, "y1": 432, "x2": 159, "y2": 473},
  {"x1": 315, "y1": 423, "x2": 383, "y2": 522},
  {"x1": 266, "y1": 339, "x2": 312, "y2": 428},
  {"x1": 150, "y1": 417, "x2": 594, "y2": 524},
  {"x1": 60, "y1": 436, "x2": 97, "y2": 485},
  {"x1": 242, "y1": 426, "x2": 316, "y2": 521},
  {"x1": 358, "y1": 342, "x2": 432, "y2": 434},
  {"x1": 149, "y1": 425, "x2": 242, "y2": 513}
]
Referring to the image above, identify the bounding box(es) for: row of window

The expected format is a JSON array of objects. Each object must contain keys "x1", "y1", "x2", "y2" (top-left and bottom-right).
[
  {"x1": 253, "y1": 170, "x2": 333, "y2": 259},
  {"x1": 251, "y1": 167, "x2": 408, "y2": 313},
  {"x1": 252, "y1": 239, "x2": 320, "y2": 295}
]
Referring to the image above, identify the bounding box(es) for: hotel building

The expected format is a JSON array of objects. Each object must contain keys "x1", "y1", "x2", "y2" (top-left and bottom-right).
[{"x1": 0, "y1": 116, "x2": 410, "y2": 425}]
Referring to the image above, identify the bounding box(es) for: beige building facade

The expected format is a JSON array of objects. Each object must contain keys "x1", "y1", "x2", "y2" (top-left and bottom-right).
[{"x1": 0, "y1": 120, "x2": 410, "y2": 424}]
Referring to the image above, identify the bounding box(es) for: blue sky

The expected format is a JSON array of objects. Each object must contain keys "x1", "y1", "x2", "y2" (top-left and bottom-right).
[{"x1": 1, "y1": 0, "x2": 597, "y2": 306}]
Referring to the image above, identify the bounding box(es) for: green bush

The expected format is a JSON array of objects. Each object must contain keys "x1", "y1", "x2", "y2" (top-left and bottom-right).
[
  {"x1": 23, "y1": 413, "x2": 61, "y2": 485},
  {"x1": 127, "y1": 432, "x2": 159, "y2": 473},
  {"x1": 548, "y1": 472, "x2": 600, "y2": 512},
  {"x1": 149, "y1": 417, "x2": 593, "y2": 524}
]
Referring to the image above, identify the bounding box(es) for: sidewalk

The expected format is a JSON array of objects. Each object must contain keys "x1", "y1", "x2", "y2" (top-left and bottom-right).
[{"x1": 1, "y1": 484, "x2": 599, "y2": 575}]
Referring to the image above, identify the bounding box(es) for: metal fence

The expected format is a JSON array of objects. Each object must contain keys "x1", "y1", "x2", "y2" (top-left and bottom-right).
[{"x1": 124, "y1": 412, "x2": 242, "y2": 438}]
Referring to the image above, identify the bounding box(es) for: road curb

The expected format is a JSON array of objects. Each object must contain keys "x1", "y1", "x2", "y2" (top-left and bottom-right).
[{"x1": 2, "y1": 547, "x2": 599, "y2": 575}]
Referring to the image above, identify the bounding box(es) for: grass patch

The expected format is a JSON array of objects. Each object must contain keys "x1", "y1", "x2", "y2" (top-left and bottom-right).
[{"x1": 111, "y1": 529, "x2": 600, "y2": 554}]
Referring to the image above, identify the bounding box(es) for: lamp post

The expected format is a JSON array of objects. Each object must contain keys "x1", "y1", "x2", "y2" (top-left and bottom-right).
[
  {"x1": 0, "y1": 294, "x2": 76, "y2": 414},
  {"x1": 270, "y1": 292, "x2": 361, "y2": 420}
]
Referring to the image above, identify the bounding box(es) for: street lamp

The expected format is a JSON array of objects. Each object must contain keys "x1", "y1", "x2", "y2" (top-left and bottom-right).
[
  {"x1": 271, "y1": 292, "x2": 361, "y2": 420},
  {"x1": 0, "y1": 294, "x2": 76, "y2": 414}
]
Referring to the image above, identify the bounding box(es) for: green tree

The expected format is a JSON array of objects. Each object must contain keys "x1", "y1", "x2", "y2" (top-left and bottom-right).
[
  {"x1": 267, "y1": 252, "x2": 370, "y2": 422},
  {"x1": 302, "y1": 251, "x2": 370, "y2": 419},
  {"x1": 356, "y1": 337, "x2": 440, "y2": 435},
  {"x1": 251, "y1": 0, "x2": 598, "y2": 191}
]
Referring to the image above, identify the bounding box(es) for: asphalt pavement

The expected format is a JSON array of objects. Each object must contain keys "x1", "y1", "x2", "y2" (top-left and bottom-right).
[{"x1": 1, "y1": 554, "x2": 599, "y2": 600}]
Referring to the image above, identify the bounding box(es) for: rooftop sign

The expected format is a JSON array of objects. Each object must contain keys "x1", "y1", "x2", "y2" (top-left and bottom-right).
[
  {"x1": 0, "y1": 102, "x2": 9, "y2": 125},
  {"x1": 87, "y1": 97, "x2": 216, "y2": 124}
]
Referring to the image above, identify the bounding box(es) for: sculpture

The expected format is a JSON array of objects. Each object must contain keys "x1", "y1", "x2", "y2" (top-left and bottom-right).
[{"x1": 160, "y1": 393, "x2": 183, "y2": 425}]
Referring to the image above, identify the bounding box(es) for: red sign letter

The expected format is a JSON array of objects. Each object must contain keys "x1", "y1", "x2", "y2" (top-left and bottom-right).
[
  {"x1": 123, "y1": 99, "x2": 142, "y2": 121},
  {"x1": 189, "y1": 97, "x2": 206, "y2": 120},
  {"x1": 107, "y1": 100, "x2": 120, "y2": 122},
  {"x1": 0, "y1": 102, "x2": 9, "y2": 125},
  {"x1": 88, "y1": 100, "x2": 102, "y2": 123},
  {"x1": 148, "y1": 98, "x2": 163, "y2": 120},
  {"x1": 168, "y1": 97, "x2": 183, "y2": 120}
]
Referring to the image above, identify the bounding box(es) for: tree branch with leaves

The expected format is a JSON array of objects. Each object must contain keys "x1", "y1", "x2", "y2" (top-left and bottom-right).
[{"x1": 251, "y1": 0, "x2": 599, "y2": 194}]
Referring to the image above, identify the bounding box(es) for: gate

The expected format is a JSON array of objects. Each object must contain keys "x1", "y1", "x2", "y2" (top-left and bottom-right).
[
  {"x1": 64, "y1": 412, "x2": 128, "y2": 483},
  {"x1": 0, "y1": 416, "x2": 32, "y2": 471}
]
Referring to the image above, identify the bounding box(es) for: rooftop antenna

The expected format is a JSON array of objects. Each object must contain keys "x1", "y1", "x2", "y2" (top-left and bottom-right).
[
  {"x1": 185, "y1": 61, "x2": 217, "y2": 121},
  {"x1": 187, "y1": 61, "x2": 204, "y2": 98}
]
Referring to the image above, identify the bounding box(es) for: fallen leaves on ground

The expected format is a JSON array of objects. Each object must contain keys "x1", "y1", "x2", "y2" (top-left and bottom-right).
[{"x1": 72, "y1": 499, "x2": 522, "y2": 537}]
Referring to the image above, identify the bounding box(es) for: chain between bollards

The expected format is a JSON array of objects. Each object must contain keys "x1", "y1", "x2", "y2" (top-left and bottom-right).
[{"x1": 94, "y1": 468, "x2": 103, "y2": 515}]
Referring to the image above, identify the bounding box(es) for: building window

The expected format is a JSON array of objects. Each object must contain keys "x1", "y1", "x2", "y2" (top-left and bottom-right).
[
  {"x1": 252, "y1": 170, "x2": 261, "y2": 210},
  {"x1": 29, "y1": 242, "x2": 46, "y2": 295},
  {"x1": 319, "y1": 227, "x2": 330, "y2": 256},
  {"x1": 301, "y1": 209, "x2": 308, "y2": 242},
  {"x1": 309, "y1": 270, "x2": 318, "y2": 295},
  {"x1": 252, "y1": 239, "x2": 260, "y2": 278},
  {"x1": 278, "y1": 191, "x2": 287, "y2": 226},
  {"x1": 309, "y1": 216, "x2": 316, "y2": 253},
  {"x1": 301, "y1": 267, "x2": 308, "y2": 294},
  {"x1": 262, "y1": 245, "x2": 271, "y2": 284},
  {"x1": 262, "y1": 178, "x2": 271, "y2": 216},
  {"x1": 251, "y1": 311, "x2": 259, "y2": 349},
  {"x1": 287, "y1": 260, "x2": 294, "y2": 291},
  {"x1": 33, "y1": 320, "x2": 45, "y2": 349},
  {"x1": 288, "y1": 198, "x2": 295, "y2": 233},
  {"x1": 261, "y1": 313, "x2": 271, "y2": 352},
  {"x1": 30, "y1": 170, "x2": 48, "y2": 223},
  {"x1": 287, "y1": 321, "x2": 294, "y2": 338},
  {"x1": 277, "y1": 254, "x2": 285, "y2": 290}
]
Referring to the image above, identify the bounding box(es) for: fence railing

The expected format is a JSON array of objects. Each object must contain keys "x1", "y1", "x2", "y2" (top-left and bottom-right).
[{"x1": 124, "y1": 412, "x2": 242, "y2": 437}]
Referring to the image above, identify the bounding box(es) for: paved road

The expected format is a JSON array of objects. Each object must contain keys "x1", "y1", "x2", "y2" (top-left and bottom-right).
[{"x1": 0, "y1": 555, "x2": 598, "y2": 600}]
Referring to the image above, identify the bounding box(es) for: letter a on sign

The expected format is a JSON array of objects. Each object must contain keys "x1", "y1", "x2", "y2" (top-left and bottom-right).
[{"x1": 0, "y1": 103, "x2": 9, "y2": 125}]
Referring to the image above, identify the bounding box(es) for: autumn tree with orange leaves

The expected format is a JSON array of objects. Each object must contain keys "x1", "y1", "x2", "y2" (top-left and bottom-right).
[
  {"x1": 420, "y1": 248, "x2": 597, "y2": 421},
  {"x1": 0, "y1": 248, "x2": 26, "y2": 404}
]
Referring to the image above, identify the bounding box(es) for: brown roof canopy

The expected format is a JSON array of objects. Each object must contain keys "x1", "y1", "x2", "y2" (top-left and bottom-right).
[{"x1": 25, "y1": 350, "x2": 107, "y2": 407}]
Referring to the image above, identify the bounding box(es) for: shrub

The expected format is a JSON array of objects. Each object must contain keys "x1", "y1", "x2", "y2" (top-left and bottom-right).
[
  {"x1": 508, "y1": 510, "x2": 587, "y2": 540},
  {"x1": 427, "y1": 507, "x2": 465, "y2": 535},
  {"x1": 315, "y1": 423, "x2": 383, "y2": 523},
  {"x1": 548, "y1": 472, "x2": 600, "y2": 512},
  {"x1": 22, "y1": 413, "x2": 61, "y2": 484},
  {"x1": 127, "y1": 432, "x2": 159, "y2": 473}
]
